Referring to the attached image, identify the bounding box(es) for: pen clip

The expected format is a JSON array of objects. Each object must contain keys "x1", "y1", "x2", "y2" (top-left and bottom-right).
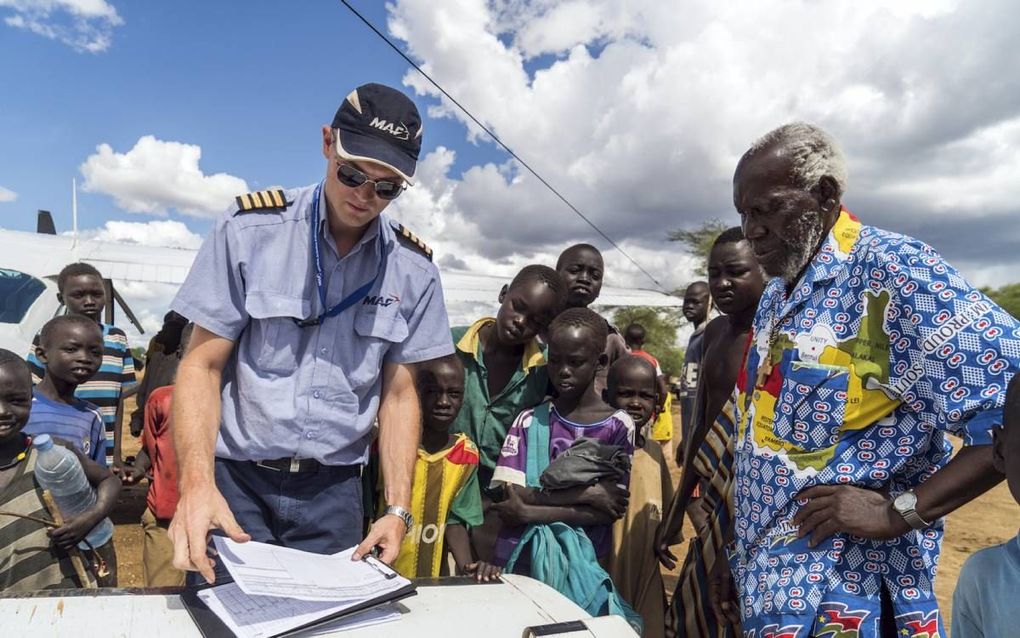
[{"x1": 362, "y1": 554, "x2": 398, "y2": 580}]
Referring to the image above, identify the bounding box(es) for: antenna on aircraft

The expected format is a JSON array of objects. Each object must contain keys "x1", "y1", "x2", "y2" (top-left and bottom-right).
[
  {"x1": 37, "y1": 210, "x2": 56, "y2": 235},
  {"x1": 71, "y1": 177, "x2": 79, "y2": 250}
]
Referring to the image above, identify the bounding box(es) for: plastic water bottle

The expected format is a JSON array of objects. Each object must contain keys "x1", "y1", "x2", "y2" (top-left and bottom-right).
[{"x1": 32, "y1": 434, "x2": 114, "y2": 549}]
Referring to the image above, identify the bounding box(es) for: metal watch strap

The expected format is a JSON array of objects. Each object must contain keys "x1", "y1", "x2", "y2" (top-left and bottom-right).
[
  {"x1": 901, "y1": 507, "x2": 930, "y2": 530},
  {"x1": 385, "y1": 505, "x2": 413, "y2": 532}
]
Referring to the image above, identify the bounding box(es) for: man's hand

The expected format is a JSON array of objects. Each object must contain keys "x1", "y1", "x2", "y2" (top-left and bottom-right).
[
  {"x1": 581, "y1": 480, "x2": 629, "y2": 518},
  {"x1": 353, "y1": 515, "x2": 407, "y2": 565},
  {"x1": 169, "y1": 483, "x2": 250, "y2": 584},
  {"x1": 793, "y1": 485, "x2": 910, "y2": 548},
  {"x1": 686, "y1": 497, "x2": 711, "y2": 534},
  {"x1": 653, "y1": 521, "x2": 682, "y2": 570},
  {"x1": 708, "y1": 556, "x2": 741, "y2": 628}
]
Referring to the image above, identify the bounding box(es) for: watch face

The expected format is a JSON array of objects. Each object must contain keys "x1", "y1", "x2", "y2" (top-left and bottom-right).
[{"x1": 894, "y1": 491, "x2": 917, "y2": 511}]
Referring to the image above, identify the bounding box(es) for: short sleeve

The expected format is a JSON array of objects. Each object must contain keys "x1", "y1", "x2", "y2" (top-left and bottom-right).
[
  {"x1": 26, "y1": 332, "x2": 44, "y2": 384},
  {"x1": 89, "y1": 413, "x2": 107, "y2": 468},
  {"x1": 490, "y1": 409, "x2": 534, "y2": 488},
  {"x1": 877, "y1": 242, "x2": 1020, "y2": 446},
  {"x1": 951, "y1": 552, "x2": 987, "y2": 638},
  {"x1": 385, "y1": 264, "x2": 454, "y2": 364},
  {"x1": 170, "y1": 211, "x2": 250, "y2": 341},
  {"x1": 447, "y1": 468, "x2": 484, "y2": 527},
  {"x1": 108, "y1": 328, "x2": 137, "y2": 391}
]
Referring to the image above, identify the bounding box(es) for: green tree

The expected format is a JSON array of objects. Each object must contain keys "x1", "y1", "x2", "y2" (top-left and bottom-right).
[
  {"x1": 667, "y1": 218, "x2": 729, "y2": 279},
  {"x1": 982, "y1": 282, "x2": 1020, "y2": 319},
  {"x1": 610, "y1": 306, "x2": 684, "y2": 377}
]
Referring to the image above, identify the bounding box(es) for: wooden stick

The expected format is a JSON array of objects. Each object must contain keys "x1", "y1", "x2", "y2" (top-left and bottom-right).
[{"x1": 40, "y1": 490, "x2": 96, "y2": 589}]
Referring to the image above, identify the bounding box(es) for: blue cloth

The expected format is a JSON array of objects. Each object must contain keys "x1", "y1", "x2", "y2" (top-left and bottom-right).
[
  {"x1": 504, "y1": 403, "x2": 642, "y2": 633},
  {"x1": 171, "y1": 183, "x2": 454, "y2": 466},
  {"x1": 731, "y1": 210, "x2": 1020, "y2": 636},
  {"x1": 952, "y1": 532, "x2": 1020, "y2": 638},
  {"x1": 25, "y1": 390, "x2": 107, "y2": 467}
]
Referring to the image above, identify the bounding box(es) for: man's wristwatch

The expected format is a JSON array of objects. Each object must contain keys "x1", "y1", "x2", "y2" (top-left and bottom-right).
[
  {"x1": 891, "y1": 490, "x2": 930, "y2": 530},
  {"x1": 385, "y1": 505, "x2": 414, "y2": 532}
]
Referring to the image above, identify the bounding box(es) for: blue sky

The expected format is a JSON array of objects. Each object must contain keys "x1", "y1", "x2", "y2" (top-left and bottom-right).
[
  {"x1": 0, "y1": 0, "x2": 501, "y2": 236},
  {"x1": 3, "y1": 0, "x2": 1019, "y2": 340}
]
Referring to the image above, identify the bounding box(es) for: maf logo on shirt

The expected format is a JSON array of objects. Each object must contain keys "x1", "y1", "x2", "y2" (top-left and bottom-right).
[{"x1": 363, "y1": 294, "x2": 400, "y2": 307}]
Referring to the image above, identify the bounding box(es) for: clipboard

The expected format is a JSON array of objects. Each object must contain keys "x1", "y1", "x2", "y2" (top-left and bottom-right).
[{"x1": 180, "y1": 573, "x2": 417, "y2": 638}]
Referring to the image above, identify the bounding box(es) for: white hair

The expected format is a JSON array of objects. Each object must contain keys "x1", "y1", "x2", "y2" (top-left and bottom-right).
[{"x1": 747, "y1": 122, "x2": 848, "y2": 197}]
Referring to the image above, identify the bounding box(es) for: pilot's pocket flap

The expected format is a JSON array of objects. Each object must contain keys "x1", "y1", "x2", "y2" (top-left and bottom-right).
[{"x1": 245, "y1": 292, "x2": 310, "y2": 320}]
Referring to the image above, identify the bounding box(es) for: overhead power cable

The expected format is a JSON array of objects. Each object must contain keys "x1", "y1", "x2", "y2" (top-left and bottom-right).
[{"x1": 339, "y1": 0, "x2": 666, "y2": 292}]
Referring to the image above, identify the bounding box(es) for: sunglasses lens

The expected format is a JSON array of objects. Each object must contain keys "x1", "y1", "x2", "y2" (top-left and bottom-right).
[
  {"x1": 374, "y1": 181, "x2": 403, "y2": 200},
  {"x1": 336, "y1": 164, "x2": 367, "y2": 188}
]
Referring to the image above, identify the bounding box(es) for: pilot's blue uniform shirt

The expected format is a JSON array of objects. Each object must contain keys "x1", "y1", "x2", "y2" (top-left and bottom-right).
[{"x1": 172, "y1": 183, "x2": 454, "y2": 466}]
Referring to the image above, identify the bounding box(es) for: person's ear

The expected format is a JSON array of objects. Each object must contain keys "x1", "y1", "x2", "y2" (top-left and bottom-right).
[
  {"x1": 56, "y1": 291, "x2": 64, "y2": 305},
  {"x1": 601, "y1": 388, "x2": 610, "y2": 404},
  {"x1": 498, "y1": 285, "x2": 509, "y2": 303},
  {"x1": 596, "y1": 352, "x2": 609, "y2": 371},
  {"x1": 35, "y1": 344, "x2": 48, "y2": 366},
  {"x1": 816, "y1": 175, "x2": 840, "y2": 213},
  {"x1": 321, "y1": 125, "x2": 333, "y2": 160},
  {"x1": 992, "y1": 426, "x2": 1006, "y2": 474}
]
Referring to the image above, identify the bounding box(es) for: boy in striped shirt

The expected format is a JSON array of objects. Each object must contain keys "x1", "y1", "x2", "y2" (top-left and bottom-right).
[{"x1": 26, "y1": 262, "x2": 136, "y2": 468}]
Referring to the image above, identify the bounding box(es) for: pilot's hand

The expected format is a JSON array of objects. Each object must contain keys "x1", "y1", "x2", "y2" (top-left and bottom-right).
[
  {"x1": 353, "y1": 514, "x2": 406, "y2": 565},
  {"x1": 169, "y1": 483, "x2": 250, "y2": 584}
]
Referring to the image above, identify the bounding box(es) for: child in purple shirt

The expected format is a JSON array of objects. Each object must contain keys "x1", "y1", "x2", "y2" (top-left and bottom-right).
[{"x1": 490, "y1": 307, "x2": 634, "y2": 567}]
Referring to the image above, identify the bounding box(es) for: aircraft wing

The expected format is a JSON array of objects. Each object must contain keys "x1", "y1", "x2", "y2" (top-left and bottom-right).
[
  {"x1": 440, "y1": 269, "x2": 682, "y2": 307},
  {"x1": 0, "y1": 227, "x2": 682, "y2": 305},
  {"x1": 0, "y1": 228, "x2": 195, "y2": 285}
]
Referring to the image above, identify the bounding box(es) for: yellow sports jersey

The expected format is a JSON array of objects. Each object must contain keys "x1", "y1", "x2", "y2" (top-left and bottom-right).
[{"x1": 387, "y1": 433, "x2": 483, "y2": 579}]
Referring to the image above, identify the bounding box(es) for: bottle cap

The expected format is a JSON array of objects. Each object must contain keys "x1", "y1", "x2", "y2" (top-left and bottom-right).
[{"x1": 32, "y1": 434, "x2": 53, "y2": 451}]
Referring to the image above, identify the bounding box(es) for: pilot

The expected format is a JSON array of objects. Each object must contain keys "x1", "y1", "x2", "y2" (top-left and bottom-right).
[{"x1": 168, "y1": 83, "x2": 454, "y2": 583}]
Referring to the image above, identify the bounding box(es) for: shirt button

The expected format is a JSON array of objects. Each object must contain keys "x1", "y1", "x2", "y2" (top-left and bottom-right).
[
  {"x1": 305, "y1": 432, "x2": 315, "y2": 439},
  {"x1": 320, "y1": 347, "x2": 328, "y2": 355},
  {"x1": 313, "y1": 391, "x2": 321, "y2": 399}
]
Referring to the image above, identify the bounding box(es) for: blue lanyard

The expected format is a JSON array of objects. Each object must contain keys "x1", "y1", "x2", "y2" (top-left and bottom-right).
[{"x1": 295, "y1": 181, "x2": 384, "y2": 328}]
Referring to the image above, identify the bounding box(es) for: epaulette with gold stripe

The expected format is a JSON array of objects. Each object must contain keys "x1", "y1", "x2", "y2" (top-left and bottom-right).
[
  {"x1": 391, "y1": 221, "x2": 433, "y2": 261},
  {"x1": 235, "y1": 189, "x2": 288, "y2": 213}
]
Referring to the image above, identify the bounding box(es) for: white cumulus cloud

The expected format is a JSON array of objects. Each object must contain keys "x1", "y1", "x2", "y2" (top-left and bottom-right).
[
  {"x1": 0, "y1": 185, "x2": 17, "y2": 202},
  {"x1": 386, "y1": 0, "x2": 1020, "y2": 289},
  {"x1": 80, "y1": 135, "x2": 249, "y2": 218},
  {"x1": 80, "y1": 219, "x2": 205, "y2": 249},
  {"x1": 1, "y1": 0, "x2": 123, "y2": 52}
]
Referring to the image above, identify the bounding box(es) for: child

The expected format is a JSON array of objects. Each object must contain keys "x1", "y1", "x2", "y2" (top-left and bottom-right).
[
  {"x1": 22, "y1": 315, "x2": 121, "y2": 586},
  {"x1": 622, "y1": 322, "x2": 673, "y2": 456},
  {"x1": 384, "y1": 355, "x2": 499, "y2": 581},
  {"x1": 121, "y1": 324, "x2": 193, "y2": 587},
  {"x1": 27, "y1": 262, "x2": 136, "y2": 468},
  {"x1": 556, "y1": 244, "x2": 630, "y2": 393},
  {"x1": 952, "y1": 374, "x2": 1020, "y2": 638},
  {"x1": 606, "y1": 355, "x2": 673, "y2": 638},
  {"x1": 658, "y1": 227, "x2": 765, "y2": 638},
  {"x1": 24, "y1": 315, "x2": 107, "y2": 468},
  {"x1": 451, "y1": 264, "x2": 566, "y2": 560},
  {"x1": 490, "y1": 307, "x2": 635, "y2": 566},
  {"x1": 0, "y1": 349, "x2": 121, "y2": 592}
]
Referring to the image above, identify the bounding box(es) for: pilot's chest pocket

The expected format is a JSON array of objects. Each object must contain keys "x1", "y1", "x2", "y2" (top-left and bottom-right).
[
  {"x1": 772, "y1": 361, "x2": 849, "y2": 452},
  {"x1": 244, "y1": 293, "x2": 310, "y2": 377},
  {"x1": 346, "y1": 310, "x2": 409, "y2": 391}
]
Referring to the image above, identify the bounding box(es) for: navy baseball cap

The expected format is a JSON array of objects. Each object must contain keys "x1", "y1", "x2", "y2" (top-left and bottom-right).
[{"x1": 332, "y1": 83, "x2": 423, "y2": 184}]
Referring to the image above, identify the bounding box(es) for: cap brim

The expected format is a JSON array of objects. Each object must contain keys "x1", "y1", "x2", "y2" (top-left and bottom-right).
[{"x1": 334, "y1": 129, "x2": 416, "y2": 185}]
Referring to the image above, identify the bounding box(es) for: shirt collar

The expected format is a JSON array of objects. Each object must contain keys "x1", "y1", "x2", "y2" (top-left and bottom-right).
[
  {"x1": 801, "y1": 207, "x2": 862, "y2": 287},
  {"x1": 456, "y1": 317, "x2": 546, "y2": 371},
  {"x1": 317, "y1": 187, "x2": 385, "y2": 259}
]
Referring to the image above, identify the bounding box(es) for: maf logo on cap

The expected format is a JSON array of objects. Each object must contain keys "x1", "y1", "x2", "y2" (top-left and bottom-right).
[{"x1": 332, "y1": 83, "x2": 422, "y2": 183}]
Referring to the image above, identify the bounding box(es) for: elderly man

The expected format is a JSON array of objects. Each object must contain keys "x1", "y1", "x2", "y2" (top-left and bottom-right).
[{"x1": 720, "y1": 123, "x2": 1019, "y2": 637}]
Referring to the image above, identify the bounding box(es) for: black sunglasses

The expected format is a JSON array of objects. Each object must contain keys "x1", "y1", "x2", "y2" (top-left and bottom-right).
[{"x1": 336, "y1": 162, "x2": 406, "y2": 200}]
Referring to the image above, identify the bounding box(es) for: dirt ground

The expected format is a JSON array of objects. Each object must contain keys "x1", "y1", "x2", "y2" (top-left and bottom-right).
[{"x1": 110, "y1": 399, "x2": 1018, "y2": 629}]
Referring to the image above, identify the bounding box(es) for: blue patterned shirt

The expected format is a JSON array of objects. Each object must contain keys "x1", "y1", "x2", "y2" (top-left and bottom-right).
[{"x1": 731, "y1": 209, "x2": 1019, "y2": 638}]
